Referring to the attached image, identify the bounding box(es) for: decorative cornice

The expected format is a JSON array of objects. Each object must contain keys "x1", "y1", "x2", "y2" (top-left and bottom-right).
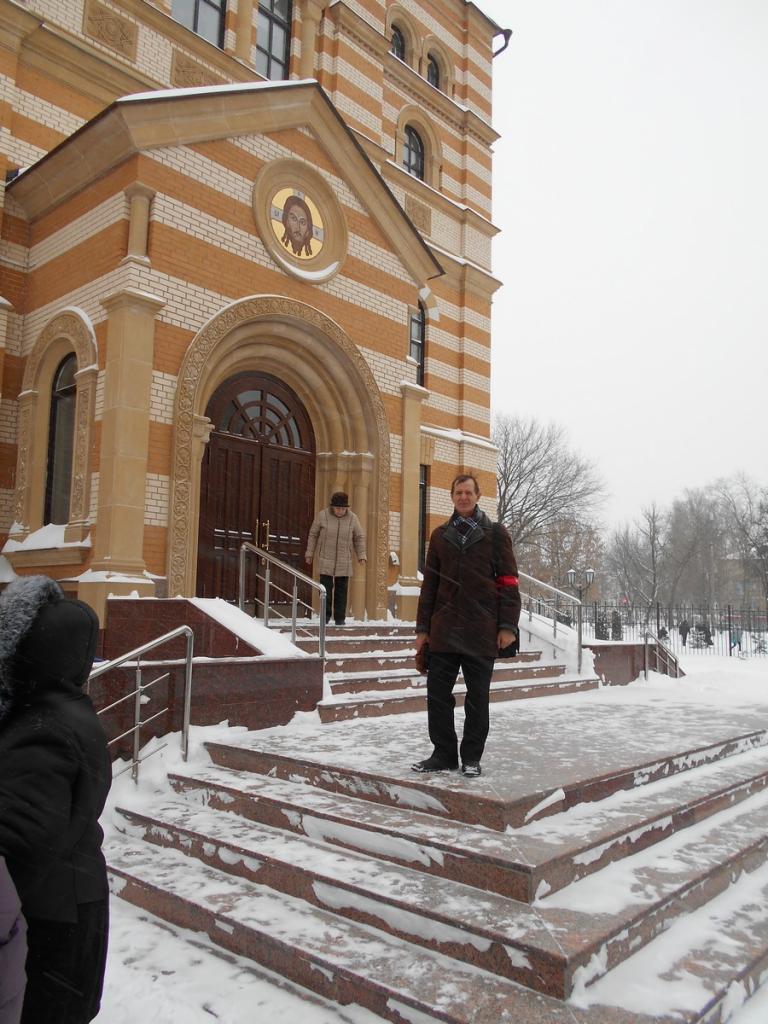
[{"x1": 325, "y1": 2, "x2": 389, "y2": 61}]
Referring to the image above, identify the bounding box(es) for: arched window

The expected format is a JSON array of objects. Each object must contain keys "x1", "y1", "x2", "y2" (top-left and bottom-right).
[
  {"x1": 171, "y1": 0, "x2": 226, "y2": 48},
  {"x1": 44, "y1": 354, "x2": 77, "y2": 525},
  {"x1": 426, "y1": 54, "x2": 440, "y2": 89},
  {"x1": 409, "y1": 303, "x2": 426, "y2": 385},
  {"x1": 390, "y1": 25, "x2": 406, "y2": 61},
  {"x1": 403, "y1": 125, "x2": 425, "y2": 180},
  {"x1": 256, "y1": 0, "x2": 293, "y2": 80}
]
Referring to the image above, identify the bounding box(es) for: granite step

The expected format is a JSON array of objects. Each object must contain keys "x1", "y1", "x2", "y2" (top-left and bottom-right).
[
  {"x1": 112, "y1": 800, "x2": 569, "y2": 996},
  {"x1": 109, "y1": 781, "x2": 768, "y2": 1004},
  {"x1": 569, "y1": 854, "x2": 768, "y2": 1023},
  {"x1": 169, "y1": 741, "x2": 768, "y2": 903},
  {"x1": 204, "y1": 725, "x2": 768, "y2": 831},
  {"x1": 296, "y1": 636, "x2": 419, "y2": 655},
  {"x1": 318, "y1": 673, "x2": 597, "y2": 722},
  {"x1": 106, "y1": 835, "x2": 658, "y2": 1024},
  {"x1": 324, "y1": 654, "x2": 553, "y2": 693}
]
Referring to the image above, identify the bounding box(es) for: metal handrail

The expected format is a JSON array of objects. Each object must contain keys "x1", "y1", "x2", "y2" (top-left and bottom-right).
[
  {"x1": 643, "y1": 630, "x2": 682, "y2": 680},
  {"x1": 87, "y1": 625, "x2": 194, "y2": 782},
  {"x1": 518, "y1": 571, "x2": 584, "y2": 672},
  {"x1": 239, "y1": 542, "x2": 327, "y2": 658}
]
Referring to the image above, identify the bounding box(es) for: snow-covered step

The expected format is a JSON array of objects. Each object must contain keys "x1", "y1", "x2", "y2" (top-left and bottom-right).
[
  {"x1": 170, "y1": 741, "x2": 768, "y2": 903},
  {"x1": 204, "y1": 722, "x2": 768, "y2": 831},
  {"x1": 112, "y1": 800, "x2": 568, "y2": 996},
  {"x1": 169, "y1": 763, "x2": 538, "y2": 900},
  {"x1": 318, "y1": 673, "x2": 596, "y2": 722},
  {"x1": 563, "y1": 845, "x2": 768, "y2": 1022},
  {"x1": 534, "y1": 784, "x2": 768, "y2": 992},
  {"x1": 325, "y1": 656, "x2": 559, "y2": 694},
  {"x1": 107, "y1": 837, "x2": 628, "y2": 1024},
  {"x1": 509, "y1": 741, "x2": 768, "y2": 897},
  {"x1": 110, "y1": 779, "x2": 768, "y2": 1005}
]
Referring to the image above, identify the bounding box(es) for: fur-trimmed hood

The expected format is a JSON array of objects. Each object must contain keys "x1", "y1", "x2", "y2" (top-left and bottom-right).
[{"x1": 0, "y1": 576, "x2": 99, "y2": 723}]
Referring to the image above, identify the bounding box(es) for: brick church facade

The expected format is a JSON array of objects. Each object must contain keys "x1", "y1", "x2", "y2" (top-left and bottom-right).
[{"x1": 0, "y1": 0, "x2": 506, "y2": 622}]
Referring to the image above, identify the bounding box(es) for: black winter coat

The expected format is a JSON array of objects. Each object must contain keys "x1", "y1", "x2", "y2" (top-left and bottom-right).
[
  {"x1": 0, "y1": 856, "x2": 25, "y2": 1024},
  {"x1": 416, "y1": 509, "x2": 521, "y2": 659},
  {"x1": 0, "y1": 578, "x2": 111, "y2": 925}
]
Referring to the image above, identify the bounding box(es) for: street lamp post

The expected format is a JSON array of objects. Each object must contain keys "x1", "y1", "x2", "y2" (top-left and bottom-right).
[{"x1": 565, "y1": 568, "x2": 596, "y2": 672}]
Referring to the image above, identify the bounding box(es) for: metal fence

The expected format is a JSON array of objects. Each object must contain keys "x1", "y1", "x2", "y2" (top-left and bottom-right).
[{"x1": 577, "y1": 603, "x2": 768, "y2": 658}]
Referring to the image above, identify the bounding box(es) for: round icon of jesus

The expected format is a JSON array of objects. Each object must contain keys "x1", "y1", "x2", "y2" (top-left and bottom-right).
[{"x1": 270, "y1": 188, "x2": 325, "y2": 261}]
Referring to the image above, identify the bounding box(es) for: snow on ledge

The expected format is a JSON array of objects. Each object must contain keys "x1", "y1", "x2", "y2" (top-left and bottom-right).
[
  {"x1": 2, "y1": 523, "x2": 91, "y2": 552},
  {"x1": 189, "y1": 598, "x2": 310, "y2": 659}
]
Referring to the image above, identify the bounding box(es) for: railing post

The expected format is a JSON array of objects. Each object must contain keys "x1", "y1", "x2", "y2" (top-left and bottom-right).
[
  {"x1": 644, "y1": 632, "x2": 649, "y2": 680},
  {"x1": 181, "y1": 628, "x2": 194, "y2": 763},
  {"x1": 291, "y1": 579, "x2": 298, "y2": 644},
  {"x1": 238, "y1": 546, "x2": 246, "y2": 611},
  {"x1": 319, "y1": 585, "x2": 327, "y2": 659},
  {"x1": 132, "y1": 661, "x2": 143, "y2": 784},
  {"x1": 263, "y1": 564, "x2": 271, "y2": 627}
]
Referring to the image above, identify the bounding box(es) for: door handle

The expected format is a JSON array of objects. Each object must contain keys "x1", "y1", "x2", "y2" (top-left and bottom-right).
[{"x1": 262, "y1": 520, "x2": 270, "y2": 551}]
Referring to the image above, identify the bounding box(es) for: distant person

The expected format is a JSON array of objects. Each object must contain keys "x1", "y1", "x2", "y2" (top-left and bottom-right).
[
  {"x1": 413, "y1": 474, "x2": 521, "y2": 778},
  {"x1": 0, "y1": 576, "x2": 112, "y2": 1024},
  {"x1": 0, "y1": 855, "x2": 26, "y2": 1024},
  {"x1": 730, "y1": 627, "x2": 743, "y2": 653},
  {"x1": 679, "y1": 620, "x2": 690, "y2": 647},
  {"x1": 306, "y1": 492, "x2": 366, "y2": 626}
]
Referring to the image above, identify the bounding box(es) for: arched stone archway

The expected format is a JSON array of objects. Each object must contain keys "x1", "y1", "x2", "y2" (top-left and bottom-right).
[{"x1": 168, "y1": 296, "x2": 390, "y2": 619}]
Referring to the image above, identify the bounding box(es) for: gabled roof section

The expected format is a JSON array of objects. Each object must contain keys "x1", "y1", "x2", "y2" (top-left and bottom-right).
[{"x1": 8, "y1": 79, "x2": 443, "y2": 284}]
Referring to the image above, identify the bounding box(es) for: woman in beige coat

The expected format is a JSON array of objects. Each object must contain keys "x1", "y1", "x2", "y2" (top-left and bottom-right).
[{"x1": 305, "y1": 492, "x2": 366, "y2": 626}]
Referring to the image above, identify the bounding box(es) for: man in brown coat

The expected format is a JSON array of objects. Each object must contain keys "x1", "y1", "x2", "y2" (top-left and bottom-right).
[{"x1": 413, "y1": 475, "x2": 521, "y2": 777}]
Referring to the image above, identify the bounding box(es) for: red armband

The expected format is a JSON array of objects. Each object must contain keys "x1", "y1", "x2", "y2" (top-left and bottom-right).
[{"x1": 495, "y1": 575, "x2": 519, "y2": 588}]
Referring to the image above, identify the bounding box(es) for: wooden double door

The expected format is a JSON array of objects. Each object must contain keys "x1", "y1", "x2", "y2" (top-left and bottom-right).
[{"x1": 196, "y1": 373, "x2": 316, "y2": 606}]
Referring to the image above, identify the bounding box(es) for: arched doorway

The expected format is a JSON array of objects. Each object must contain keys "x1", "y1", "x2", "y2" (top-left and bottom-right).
[{"x1": 196, "y1": 372, "x2": 316, "y2": 602}]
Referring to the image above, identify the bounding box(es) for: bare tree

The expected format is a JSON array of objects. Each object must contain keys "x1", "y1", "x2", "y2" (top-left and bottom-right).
[
  {"x1": 718, "y1": 475, "x2": 768, "y2": 600},
  {"x1": 605, "y1": 504, "x2": 668, "y2": 619},
  {"x1": 493, "y1": 415, "x2": 605, "y2": 576}
]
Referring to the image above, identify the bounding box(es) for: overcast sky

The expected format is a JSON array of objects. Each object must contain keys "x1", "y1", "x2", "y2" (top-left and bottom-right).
[{"x1": 476, "y1": 0, "x2": 768, "y2": 527}]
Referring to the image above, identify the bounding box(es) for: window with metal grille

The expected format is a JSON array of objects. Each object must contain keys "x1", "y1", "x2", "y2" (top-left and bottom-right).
[
  {"x1": 409, "y1": 303, "x2": 426, "y2": 385},
  {"x1": 171, "y1": 0, "x2": 226, "y2": 47},
  {"x1": 217, "y1": 387, "x2": 304, "y2": 449},
  {"x1": 256, "y1": 0, "x2": 292, "y2": 80},
  {"x1": 44, "y1": 354, "x2": 77, "y2": 524},
  {"x1": 403, "y1": 125, "x2": 425, "y2": 180},
  {"x1": 390, "y1": 25, "x2": 405, "y2": 61}
]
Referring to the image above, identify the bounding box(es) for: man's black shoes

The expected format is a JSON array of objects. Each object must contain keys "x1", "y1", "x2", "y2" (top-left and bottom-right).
[
  {"x1": 411, "y1": 756, "x2": 458, "y2": 773},
  {"x1": 461, "y1": 761, "x2": 482, "y2": 777}
]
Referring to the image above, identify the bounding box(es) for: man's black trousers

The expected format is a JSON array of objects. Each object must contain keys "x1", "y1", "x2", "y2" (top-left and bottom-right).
[
  {"x1": 426, "y1": 652, "x2": 495, "y2": 765},
  {"x1": 319, "y1": 574, "x2": 349, "y2": 624}
]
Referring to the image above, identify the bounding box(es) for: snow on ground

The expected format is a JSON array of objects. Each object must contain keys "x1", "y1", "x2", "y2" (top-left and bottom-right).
[{"x1": 96, "y1": 653, "x2": 768, "y2": 1023}]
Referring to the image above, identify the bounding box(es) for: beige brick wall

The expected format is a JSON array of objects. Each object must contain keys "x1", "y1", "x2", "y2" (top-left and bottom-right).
[{"x1": 145, "y1": 472, "x2": 170, "y2": 526}]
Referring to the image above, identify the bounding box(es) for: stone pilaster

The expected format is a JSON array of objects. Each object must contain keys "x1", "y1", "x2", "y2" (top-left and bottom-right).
[{"x1": 396, "y1": 381, "x2": 428, "y2": 619}]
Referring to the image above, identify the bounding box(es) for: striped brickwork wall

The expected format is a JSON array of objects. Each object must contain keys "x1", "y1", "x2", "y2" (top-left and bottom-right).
[{"x1": 0, "y1": 0, "x2": 504, "y2": 597}]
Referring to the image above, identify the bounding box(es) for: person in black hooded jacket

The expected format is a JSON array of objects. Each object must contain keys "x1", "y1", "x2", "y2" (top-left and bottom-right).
[
  {"x1": 0, "y1": 576, "x2": 111, "y2": 1024},
  {"x1": 0, "y1": 854, "x2": 26, "y2": 1024}
]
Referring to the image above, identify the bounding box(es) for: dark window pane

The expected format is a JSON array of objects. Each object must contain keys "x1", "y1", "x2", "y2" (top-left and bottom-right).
[
  {"x1": 409, "y1": 303, "x2": 426, "y2": 385},
  {"x1": 427, "y1": 55, "x2": 440, "y2": 89},
  {"x1": 403, "y1": 125, "x2": 425, "y2": 180},
  {"x1": 257, "y1": 0, "x2": 291, "y2": 80},
  {"x1": 390, "y1": 26, "x2": 405, "y2": 61},
  {"x1": 45, "y1": 354, "x2": 77, "y2": 525}
]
